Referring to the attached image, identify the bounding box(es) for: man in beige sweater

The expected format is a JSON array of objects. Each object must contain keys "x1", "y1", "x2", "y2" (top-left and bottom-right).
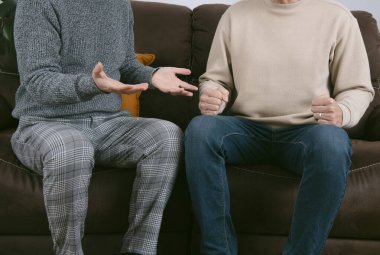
[{"x1": 185, "y1": 0, "x2": 374, "y2": 254}]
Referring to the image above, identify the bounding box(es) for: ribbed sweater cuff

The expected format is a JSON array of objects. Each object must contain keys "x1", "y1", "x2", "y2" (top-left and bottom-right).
[
  {"x1": 77, "y1": 75, "x2": 105, "y2": 100},
  {"x1": 338, "y1": 103, "x2": 351, "y2": 128}
]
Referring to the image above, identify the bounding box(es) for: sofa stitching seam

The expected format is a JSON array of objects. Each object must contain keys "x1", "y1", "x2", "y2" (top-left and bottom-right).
[
  {"x1": 231, "y1": 162, "x2": 380, "y2": 179},
  {"x1": 0, "y1": 158, "x2": 36, "y2": 175},
  {"x1": 350, "y1": 162, "x2": 380, "y2": 173}
]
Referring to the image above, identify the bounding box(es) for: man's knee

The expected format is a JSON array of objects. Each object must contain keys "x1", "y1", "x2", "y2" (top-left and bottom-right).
[
  {"x1": 185, "y1": 115, "x2": 220, "y2": 147},
  {"x1": 307, "y1": 125, "x2": 351, "y2": 179},
  {"x1": 44, "y1": 130, "x2": 95, "y2": 172},
  {"x1": 309, "y1": 125, "x2": 351, "y2": 157},
  {"x1": 151, "y1": 120, "x2": 183, "y2": 146}
]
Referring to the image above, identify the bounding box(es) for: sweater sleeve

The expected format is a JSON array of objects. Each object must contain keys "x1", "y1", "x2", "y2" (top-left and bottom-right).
[
  {"x1": 14, "y1": 0, "x2": 103, "y2": 105},
  {"x1": 330, "y1": 16, "x2": 374, "y2": 128},
  {"x1": 199, "y1": 12, "x2": 234, "y2": 95},
  {"x1": 119, "y1": 1, "x2": 155, "y2": 89}
]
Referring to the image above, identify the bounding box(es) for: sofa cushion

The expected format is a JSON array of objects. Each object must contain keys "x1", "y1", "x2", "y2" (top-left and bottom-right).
[
  {"x1": 131, "y1": 1, "x2": 194, "y2": 129},
  {"x1": 191, "y1": 4, "x2": 229, "y2": 80},
  {"x1": 132, "y1": 1, "x2": 192, "y2": 69},
  {"x1": 352, "y1": 11, "x2": 380, "y2": 81},
  {"x1": 120, "y1": 53, "x2": 156, "y2": 117},
  {"x1": 0, "y1": 130, "x2": 192, "y2": 235}
]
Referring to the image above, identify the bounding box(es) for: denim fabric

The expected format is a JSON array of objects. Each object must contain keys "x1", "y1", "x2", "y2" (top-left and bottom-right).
[{"x1": 185, "y1": 115, "x2": 351, "y2": 255}]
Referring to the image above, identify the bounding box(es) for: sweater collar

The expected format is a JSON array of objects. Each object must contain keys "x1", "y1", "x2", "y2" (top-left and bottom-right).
[{"x1": 262, "y1": 0, "x2": 308, "y2": 9}]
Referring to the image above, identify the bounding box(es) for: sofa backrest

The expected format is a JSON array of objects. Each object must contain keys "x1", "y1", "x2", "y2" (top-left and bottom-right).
[
  {"x1": 191, "y1": 4, "x2": 230, "y2": 81},
  {"x1": 191, "y1": 6, "x2": 380, "y2": 84},
  {"x1": 0, "y1": 1, "x2": 379, "y2": 134},
  {"x1": 131, "y1": 1, "x2": 195, "y2": 129},
  {"x1": 132, "y1": 1, "x2": 192, "y2": 69}
]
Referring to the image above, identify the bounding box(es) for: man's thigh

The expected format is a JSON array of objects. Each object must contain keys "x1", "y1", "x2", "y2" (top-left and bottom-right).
[
  {"x1": 273, "y1": 124, "x2": 351, "y2": 174},
  {"x1": 94, "y1": 116, "x2": 182, "y2": 168},
  {"x1": 11, "y1": 120, "x2": 93, "y2": 174},
  {"x1": 186, "y1": 115, "x2": 271, "y2": 165}
]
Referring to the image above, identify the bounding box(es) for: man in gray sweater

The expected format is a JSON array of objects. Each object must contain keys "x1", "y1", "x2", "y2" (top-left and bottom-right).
[{"x1": 11, "y1": 0, "x2": 197, "y2": 255}]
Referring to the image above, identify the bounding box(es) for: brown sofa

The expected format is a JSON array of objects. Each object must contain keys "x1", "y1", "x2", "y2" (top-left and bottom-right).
[{"x1": 1, "y1": 1, "x2": 380, "y2": 255}]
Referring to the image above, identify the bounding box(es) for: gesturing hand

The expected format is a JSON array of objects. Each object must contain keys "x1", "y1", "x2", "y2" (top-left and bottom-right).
[
  {"x1": 92, "y1": 62, "x2": 148, "y2": 94},
  {"x1": 199, "y1": 87, "x2": 229, "y2": 115},
  {"x1": 151, "y1": 67, "x2": 198, "y2": 96},
  {"x1": 311, "y1": 95, "x2": 343, "y2": 127}
]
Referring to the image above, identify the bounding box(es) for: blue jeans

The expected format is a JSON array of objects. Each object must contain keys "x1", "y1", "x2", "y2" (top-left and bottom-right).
[{"x1": 185, "y1": 115, "x2": 351, "y2": 255}]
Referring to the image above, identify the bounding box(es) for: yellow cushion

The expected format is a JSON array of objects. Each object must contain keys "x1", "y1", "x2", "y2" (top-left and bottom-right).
[{"x1": 121, "y1": 53, "x2": 156, "y2": 116}]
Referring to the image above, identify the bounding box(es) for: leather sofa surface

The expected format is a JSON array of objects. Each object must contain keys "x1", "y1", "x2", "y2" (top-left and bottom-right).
[{"x1": 0, "y1": 1, "x2": 380, "y2": 254}]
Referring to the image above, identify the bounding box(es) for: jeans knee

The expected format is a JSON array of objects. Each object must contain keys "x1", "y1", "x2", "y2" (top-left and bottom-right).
[
  {"x1": 309, "y1": 125, "x2": 350, "y2": 155},
  {"x1": 307, "y1": 125, "x2": 351, "y2": 180},
  {"x1": 185, "y1": 115, "x2": 220, "y2": 148}
]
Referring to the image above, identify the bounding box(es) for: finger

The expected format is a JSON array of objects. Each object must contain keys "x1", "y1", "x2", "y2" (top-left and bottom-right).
[
  {"x1": 92, "y1": 62, "x2": 103, "y2": 77},
  {"x1": 314, "y1": 112, "x2": 332, "y2": 121},
  {"x1": 179, "y1": 81, "x2": 198, "y2": 91},
  {"x1": 94, "y1": 62, "x2": 109, "y2": 79},
  {"x1": 130, "y1": 83, "x2": 149, "y2": 92},
  {"x1": 311, "y1": 105, "x2": 330, "y2": 113},
  {"x1": 201, "y1": 96, "x2": 222, "y2": 106},
  {"x1": 118, "y1": 83, "x2": 149, "y2": 94},
  {"x1": 312, "y1": 95, "x2": 334, "y2": 106},
  {"x1": 200, "y1": 102, "x2": 221, "y2": 112},
  {"x1": 201, "y1": 110, "x2": 219, "y2": 115},
  {"x1": 168, "y1": 87, "x2": 193, "y2": 97},
  {"x1": 317, "y1": 119, "x2": 330, "y2": 125},
  {"x1": 176, "y1": 90, "x2": 194, "y2": 97},
  {"x1": 202, "y1": 88, "x2": 224, "y2": 101},
  {"x1": 171, "y1": 68, "x2": 192, "y2": 76},
  {"x1": 216, "y1": 87, "x2": 229, "y2": 102}
]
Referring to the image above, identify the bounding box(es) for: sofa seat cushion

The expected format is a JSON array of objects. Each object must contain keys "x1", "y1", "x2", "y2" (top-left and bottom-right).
[
  {"x1": 226, "y1": 139, "x2": 380, "y2": 240},
  {"x1": 0, "y1": 130, "x2": 192, "y2": 235}
]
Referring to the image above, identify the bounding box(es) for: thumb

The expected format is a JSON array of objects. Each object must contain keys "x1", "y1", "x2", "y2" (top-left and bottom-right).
[
  {"x1": 92, "y1": 62, "x2": 104, "y2": 77},
  {"x1": 217, "y1": 86, "x2": 229, "y2": 102}
]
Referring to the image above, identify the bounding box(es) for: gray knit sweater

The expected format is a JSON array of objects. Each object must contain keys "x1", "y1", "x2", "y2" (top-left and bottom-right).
[{"x1": 12, "y1": 0, "x2": 154, "y2": 119}]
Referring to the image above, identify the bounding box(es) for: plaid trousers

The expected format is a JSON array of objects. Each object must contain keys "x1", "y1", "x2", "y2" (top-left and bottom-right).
[{"x1": 11, "y1": 111, "x2": 183, "y2": 255}]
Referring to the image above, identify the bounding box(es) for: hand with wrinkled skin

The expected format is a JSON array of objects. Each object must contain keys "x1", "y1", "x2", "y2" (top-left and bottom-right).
[
  {"x1": 311, "y1": 95, "x2": 343, "y2": 127},
  {"x1": 199, "y1": 86, "x2": 229, "y2": 115}
]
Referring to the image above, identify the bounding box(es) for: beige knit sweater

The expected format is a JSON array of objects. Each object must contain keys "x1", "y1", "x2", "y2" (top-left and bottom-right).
[{"x1": 200, "y1": 0, "x2": 374, "y2": 128}]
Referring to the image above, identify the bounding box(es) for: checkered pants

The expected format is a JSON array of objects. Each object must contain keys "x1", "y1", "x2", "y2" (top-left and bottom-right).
[{"x1": 11, "y1": 112, "x2": 183, "y2": 255}]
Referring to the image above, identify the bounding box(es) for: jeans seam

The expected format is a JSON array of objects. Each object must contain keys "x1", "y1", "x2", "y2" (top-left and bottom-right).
[
  {"x1": 218, "y1": 134, "x2": 234, "y2": 255},
  {"x1": 217, "y1": 132, "x2": 269, "y2": 153},
  {"x1": 316, "y1": 169, "x2": 349, "y2": 255},
  {"x1": 229, "y1": 166, "x2": 300, "y2": 180},
  {"x1": 219, "y1": 166, "x2": 231, "y2": 254}
]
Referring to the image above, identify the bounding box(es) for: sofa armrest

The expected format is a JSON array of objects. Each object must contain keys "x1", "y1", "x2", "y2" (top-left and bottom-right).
[
  {"x1": 365, "y1": 84, "x2": 380, "y2": 141},
  {"x1": 364, "y1": 81, "x2": 380, "y2": 141},
  {"x1": 365, "y1": 102, "x2": 380, "y2": 141},
  {"x1": 0, "y1": 95, "x2": 13, "y2": 130}
]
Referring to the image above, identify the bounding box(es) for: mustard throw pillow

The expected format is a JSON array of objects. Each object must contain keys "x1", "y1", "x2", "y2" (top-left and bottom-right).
[{"x1": 121, "y1": 53, "x2": 156, "y2": 116}]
